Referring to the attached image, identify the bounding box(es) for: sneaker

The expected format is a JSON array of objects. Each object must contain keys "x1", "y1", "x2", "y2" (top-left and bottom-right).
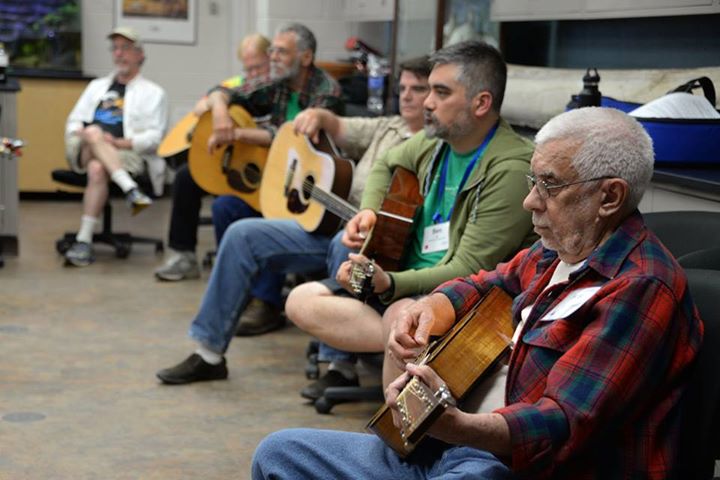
[
  {"x1": 154, "y1": 251, "x2": 201, "y2": 281},
  {"x1": 156, "y1": 353, "x2": 228, "y2": 385},
  {"x1": 64, "y1": 241, "x2": 95, "y2": 267},
  {"x1": 235, "y1": 299, "x2": 285, "y2": 336},
  {"x1": 126, "y1": 188, "x2": 152, "y2": 216},
  {"x1": 300, "y1": 370, "x2": 359, "y2": 401}
]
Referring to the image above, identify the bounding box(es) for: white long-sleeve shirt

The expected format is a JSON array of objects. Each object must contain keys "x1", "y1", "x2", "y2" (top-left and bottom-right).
[{"x1": 65, "y1": 72, "x2": 168, "y2": 195}]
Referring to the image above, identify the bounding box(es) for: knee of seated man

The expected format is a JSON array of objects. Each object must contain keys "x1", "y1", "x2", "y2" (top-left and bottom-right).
[
  {"x1": 82, "y1": 124, "x2": 105, "y2": 144},
  {"x1": 285, "y1": 281, "x2": 332, "y2": 329},
  {"x1": 86, "y1": 159, "x2": 108, "y2": 179},
  {"x1": 252, "y1": 429, "x2": 307, "y2": 476}
]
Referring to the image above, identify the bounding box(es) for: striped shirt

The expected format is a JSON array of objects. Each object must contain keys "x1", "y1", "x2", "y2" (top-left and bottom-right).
[{"x1": 436, "y1": 210, "x2": 703, "y2": 479}]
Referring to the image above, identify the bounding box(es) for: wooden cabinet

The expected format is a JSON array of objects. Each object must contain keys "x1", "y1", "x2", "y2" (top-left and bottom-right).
[{"x1": 16, "y1": 77, "x2": 90, "y2": 192}]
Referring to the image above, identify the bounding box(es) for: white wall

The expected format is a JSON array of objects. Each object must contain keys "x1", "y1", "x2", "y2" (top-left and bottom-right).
[
  {"x1": 82, "y1": 0, "x2": 239, "y2": 126},
  {"x1": 80, "y1": 0, "x2": 394, "y2": 127}
]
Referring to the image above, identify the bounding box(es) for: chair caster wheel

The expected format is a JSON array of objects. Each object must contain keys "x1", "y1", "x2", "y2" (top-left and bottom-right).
[
  {"x1": 314, "y1": 397, "x2": 334, "y2": 414},
  {"x1": 305, "y1": 360, "x2": 320, "y2": 380},
  {"x1": 116, "y1": 244, "x2": 131, "y2": 258},
  {"x1": 56, "y1": 238, "x2": 72, "y2": 254}
]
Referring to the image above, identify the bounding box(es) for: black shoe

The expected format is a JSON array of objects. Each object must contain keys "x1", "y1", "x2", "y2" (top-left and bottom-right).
[
  {"x1": 300, "y1": 370, "x2": 359, "y2": 401},
  {"x1": 156, "y1": 353, "x2": 228, "y2": 385},
  {"x1": 235, "y1": 299, "x2": 285, "y2": 336}
]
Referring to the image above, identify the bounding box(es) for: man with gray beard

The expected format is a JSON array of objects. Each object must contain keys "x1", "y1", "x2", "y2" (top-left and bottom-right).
[
  {"x1": 154, "y1": 23, "x2": 342, "y2": 284},
  {"x1": 285, "y1": 40, "x2": 537, "y2": 400}
]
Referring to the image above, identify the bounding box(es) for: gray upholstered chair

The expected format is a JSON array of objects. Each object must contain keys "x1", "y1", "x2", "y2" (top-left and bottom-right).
[
  {"x1": 643, "y1": 211, "x2": 720, "y2": 259},
  {"x1": 677, "y1": 268, "x2": 720, "y2": 479}
]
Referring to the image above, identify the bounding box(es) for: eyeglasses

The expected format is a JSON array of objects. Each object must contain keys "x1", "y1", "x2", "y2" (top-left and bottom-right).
[
  {"x1": 526, "y1": 174, "x2": 615, "y2": 199},
  {"x1": 267, "y1": 46, "x2": 292, "y2": 56}
]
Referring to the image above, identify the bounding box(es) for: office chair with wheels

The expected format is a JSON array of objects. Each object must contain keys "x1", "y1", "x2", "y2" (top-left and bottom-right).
[
  {"x1": 52, "y1": 169, "x2": 163, "y2": 259},
  {"x1": 304, "y1": 341, "x2": 384, "y2": 414}
]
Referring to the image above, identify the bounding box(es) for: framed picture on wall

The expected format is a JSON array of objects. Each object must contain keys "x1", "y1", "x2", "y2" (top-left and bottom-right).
[{"x1": 114, "y1": 0, "x2": 196, "y2": 45}]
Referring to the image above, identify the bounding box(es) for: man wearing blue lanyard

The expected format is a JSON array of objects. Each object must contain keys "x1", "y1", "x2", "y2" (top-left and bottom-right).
[{"x1": 286, "y1": 40, "x2": 537, "y2": 400}]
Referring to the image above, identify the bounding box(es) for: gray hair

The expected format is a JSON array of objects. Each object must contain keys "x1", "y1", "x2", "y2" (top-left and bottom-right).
[
  {"x1": 429, "y1": 40, "x2": 506, "y2": 112},
  {"x1": 535, "y1": 107, "x2": 654, "y2": 209},
  {"x1": 276, "y1": 23, "x2": 316, "y2": 57}
]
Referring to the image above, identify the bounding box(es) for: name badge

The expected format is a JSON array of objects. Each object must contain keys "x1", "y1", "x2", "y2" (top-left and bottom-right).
[
  {"x1": 422, "y1": 222, "x2": 450, "y2": 254},
  {"x1": 540, "y1": 286, "x2": 601, "y2": 321}
]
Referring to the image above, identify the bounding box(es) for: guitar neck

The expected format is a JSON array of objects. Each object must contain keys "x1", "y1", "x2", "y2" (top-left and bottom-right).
[{"x1": 308, "y1": 182, "x2": 358, "y2": 222}]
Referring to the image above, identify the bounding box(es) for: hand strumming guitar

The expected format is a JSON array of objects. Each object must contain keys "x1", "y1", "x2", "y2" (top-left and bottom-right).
[
  {"x1": 206, "y1": 90, "x2": 235, "y2": 154},
  {"x1": 342, "y1": 209, "x2": 377, "y2": 249},
  {"x1": 386, "y1": 294, "x2": 456, "y2": 372},
  {"x1": 292, "y1": 108, "x2": 342, "y2": 145}
]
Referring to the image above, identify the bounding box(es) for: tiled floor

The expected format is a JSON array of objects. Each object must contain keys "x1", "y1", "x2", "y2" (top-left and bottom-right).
[{"x1": 0, "y1": 197, "x2": 380, "y2": 479}]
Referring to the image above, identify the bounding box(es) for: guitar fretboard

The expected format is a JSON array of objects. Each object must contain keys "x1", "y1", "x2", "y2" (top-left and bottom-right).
[{"x1": 303, "y1": 179, "x2": 358, "y2": 222}]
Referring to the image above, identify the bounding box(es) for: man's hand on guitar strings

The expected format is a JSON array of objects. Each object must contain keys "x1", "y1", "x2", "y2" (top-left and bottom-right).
[
  {"x1": 292, "y1": 108, "x2": 323, "y2": 144},
  {"x1": 387, "y1": 298, "x2": 435, "y2": 371},
  {"x1": 208, "y1": 108, "x2": 234, "y2": 153},
  {"x1": 342, "y1": 209, "x2": 377, "y2": 249}
]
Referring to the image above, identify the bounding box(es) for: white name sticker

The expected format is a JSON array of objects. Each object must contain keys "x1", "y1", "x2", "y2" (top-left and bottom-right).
[
  {"x1": 540, "y1": 286, "x2": 601, "y2": 322},
  {"x1": 421, "y1": 222, "x2": 450, "y2": 254}
]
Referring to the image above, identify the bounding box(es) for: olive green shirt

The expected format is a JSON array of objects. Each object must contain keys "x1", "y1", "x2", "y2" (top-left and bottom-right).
[{"x1": 360, "y1": 118, "x2": 537, "y2": 302}]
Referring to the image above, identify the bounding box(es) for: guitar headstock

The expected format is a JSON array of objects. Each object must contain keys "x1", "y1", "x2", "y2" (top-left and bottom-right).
[{"x1": 349, "y1": 259, "x2": 375, "y2": 303}]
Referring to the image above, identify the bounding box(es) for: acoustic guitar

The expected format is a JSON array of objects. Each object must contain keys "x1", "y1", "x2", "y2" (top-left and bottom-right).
[
  {"x1": 157, "y1": 111, "x2": 199, "y2": 158},
  {"x1": 347, "y1": 166, "x2": 423, "y2": 300},
  {"x1": 366, "y1": 286, "x2": 513, "y2": 457},
  {"x1": 260, "y1": 122, "x2": 355, "y2": 236},
  {"x1": 188, "y1": 106, "x2": 269, "y2": 212}
]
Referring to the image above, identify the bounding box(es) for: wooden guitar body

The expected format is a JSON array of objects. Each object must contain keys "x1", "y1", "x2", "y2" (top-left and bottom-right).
[
  {"x1": 361, "y1": 167, "x2": 423, "y2": 271},
  {"x1": 188, "y1": 106, "x2": 269, "y2": 211},
  {"x1": 366, "y1": 287, "x2": 514, "y2": 457},
  {"x1": 157, "y1": 111, "x2": 199, "y2": 158},
  {"x1": 260, "y1": 122, "x2": 354, "y2": 236}
]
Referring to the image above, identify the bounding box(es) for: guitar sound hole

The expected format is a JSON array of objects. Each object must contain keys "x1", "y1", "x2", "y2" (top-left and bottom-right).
[
  {"x1": 287, "y1": 189, "x2": 309, "y2": 214},
  {"x1": 226, "y1": 162, "x2": 262, "y2": 193},
  {"x1": 302, "y1": 175, "x2": 315, "y2": 200}
]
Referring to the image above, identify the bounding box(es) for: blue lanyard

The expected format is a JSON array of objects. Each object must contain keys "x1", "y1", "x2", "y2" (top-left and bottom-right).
[{"x1": 431, "y1": 123, "x2": 498, "y2": 224}]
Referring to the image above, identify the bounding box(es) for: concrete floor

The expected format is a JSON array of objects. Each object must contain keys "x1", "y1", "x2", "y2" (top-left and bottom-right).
[{"x1": 0, "y1": 197, "x2": 380, "y2": 479}]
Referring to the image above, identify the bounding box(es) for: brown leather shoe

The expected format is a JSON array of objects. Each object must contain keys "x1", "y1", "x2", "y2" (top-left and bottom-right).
[{"x1": 235, "y1": 299, "x2": 285, "y2": 336}]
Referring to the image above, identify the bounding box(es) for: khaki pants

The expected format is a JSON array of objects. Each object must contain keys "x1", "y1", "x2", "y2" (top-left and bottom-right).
[{"x1": 65, "y1": 135, "x2": 145, "y2": 175}]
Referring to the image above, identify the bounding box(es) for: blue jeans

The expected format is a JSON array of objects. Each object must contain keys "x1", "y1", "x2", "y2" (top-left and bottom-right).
[
  {"x1": 252, "y1": 428, "x2": 515, "y2": 480},
  {"x1": 188, "y1": 219, "x2": 332, "y2": 353},
  {"x1": 211, "y1": 195, "x2": 284, "y2": 306}
]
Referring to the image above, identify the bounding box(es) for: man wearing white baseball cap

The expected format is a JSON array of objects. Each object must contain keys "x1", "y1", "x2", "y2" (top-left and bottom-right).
[{"x1": 63, "y1": 26, "x2": 168, "y2": 267}]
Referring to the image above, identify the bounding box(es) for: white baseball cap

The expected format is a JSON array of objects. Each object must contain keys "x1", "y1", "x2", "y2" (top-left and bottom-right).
[{"x1": 108, "y1": 26, "x2": 141, "y2": 44}]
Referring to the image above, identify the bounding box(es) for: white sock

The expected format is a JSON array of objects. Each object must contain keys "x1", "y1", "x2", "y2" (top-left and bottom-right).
[
  {"x1": 328, "y1": 360, "x2": 357, "y2": 379},
  {"x1": 75, "y1": 215, "x2": 99, "y2": 244},
  {"x1": 170, "y1": 249, "x2": 196, "y2": 261},
  {"x1": 110, "y1": 169, "x2": 138, "y2": 193},
  {"x1": 195, "y1": 345, "x2": 223, "y2": 365}
]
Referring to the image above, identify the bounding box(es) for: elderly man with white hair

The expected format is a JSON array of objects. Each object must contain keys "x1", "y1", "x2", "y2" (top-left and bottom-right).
[
  {"x1": 251, "y1": 107, "x2": 703, "y2": 480},
  {"x1": 63, "y1": 26, "x2": 168, "y2": 267}
]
